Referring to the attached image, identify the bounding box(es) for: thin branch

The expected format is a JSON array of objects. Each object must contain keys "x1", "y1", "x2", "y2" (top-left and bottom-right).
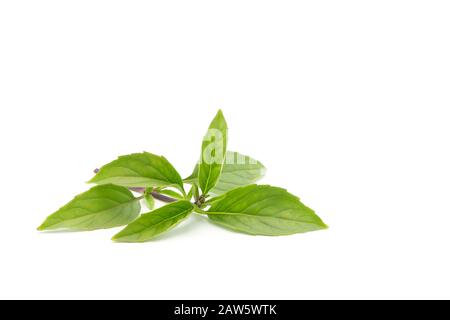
[
  {"x1": 129, "y1": 187, "x2": 178, "y2": 203},
  {"x1": 150, "y1": 191, "x2": 177, "y2": 203}
]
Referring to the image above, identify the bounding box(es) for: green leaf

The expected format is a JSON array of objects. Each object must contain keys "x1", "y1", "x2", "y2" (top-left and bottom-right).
[
  {"x1": 89, "y1": 152, "x2": 184, "y2": 193},
  {"x1": 185, "y1": 151, "x2": 266, "y2": 195},
  {"x1": 112, "y1": 201, "x2": 194, "y2": 242},
  {"x1": 206, "y1": 185, "x2": 327, "y2": 236},
  {"x1": 186, "y1": 185, "x2": 195, "y2": 201},
  {"x1": 37, "y1": 185, "x2": 141, "y2": 231},
  {"x1": 184, "y1": 169, "x2": 198, "y2": 184},
  {"x1": 198, "y1": 110, "x2": 228, "y2": 195},
  {"x1": 143, "y1": 189, "x2": 155, "y2": 210},
  {"x1": 192, "y1": 183, "x2": 199, "y2": 202},
  {"x1": 158, "y1": 189, "x2": 184, "y2": 200}
]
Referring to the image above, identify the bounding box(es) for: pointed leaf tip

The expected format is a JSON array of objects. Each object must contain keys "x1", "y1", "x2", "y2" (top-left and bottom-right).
[
  {"x1": 206, "y1": 185, "x2": 327, "y2": 236},
  {"x1": 87, "y1": 152, "x2": 184, "y2": 191},
  {"x1": 199, "y1": 110, "x2": 229, "y2": 195},
  {"x1": 36, "y1": 185, "x2": 141, "y2": 231},
  {"x1": 112, "y1": 201, "x2": 194, "y2": 242}
]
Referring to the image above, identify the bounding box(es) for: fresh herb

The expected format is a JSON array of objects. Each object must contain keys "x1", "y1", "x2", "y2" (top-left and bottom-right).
[{"x1": 38, "y1": 110, "x2": 327, "y2": 241}]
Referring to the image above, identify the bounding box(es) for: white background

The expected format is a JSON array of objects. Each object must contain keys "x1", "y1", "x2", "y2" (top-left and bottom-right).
[{"x1": 1, "y1": 1, "x2": 449, "y2": 300}]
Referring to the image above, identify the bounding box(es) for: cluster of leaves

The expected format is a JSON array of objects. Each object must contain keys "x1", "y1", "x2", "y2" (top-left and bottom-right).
[{"x1": 38, "y1": 110, "x2": 327, "y2": 242}]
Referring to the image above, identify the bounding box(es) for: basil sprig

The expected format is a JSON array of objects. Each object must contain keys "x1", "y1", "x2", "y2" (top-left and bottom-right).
[{"x1": 38, "y1": 110, "x2": 327, "y2": 241}]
